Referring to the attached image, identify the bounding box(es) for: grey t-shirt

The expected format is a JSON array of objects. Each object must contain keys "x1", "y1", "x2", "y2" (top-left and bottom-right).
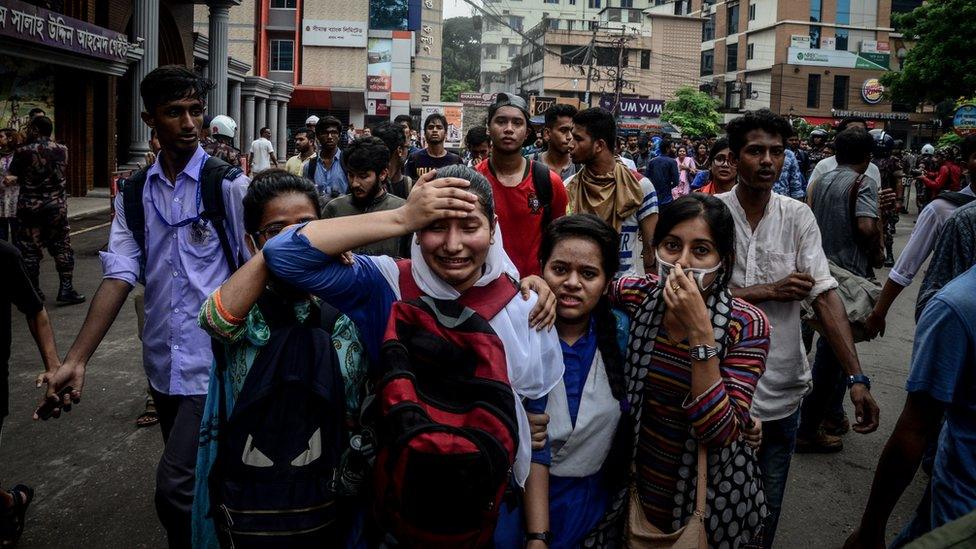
[
  {"x1": 322, "y1": 192, "x2": 409, "y2": 258},
  {"x1": 808, "y1": 166, "x2": 879, "y2": 279}
]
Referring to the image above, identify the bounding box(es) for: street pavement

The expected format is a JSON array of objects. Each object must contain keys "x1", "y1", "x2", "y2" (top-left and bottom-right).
[{"x1": 3, "y1": 207, "x2": 928, "y2": 548}]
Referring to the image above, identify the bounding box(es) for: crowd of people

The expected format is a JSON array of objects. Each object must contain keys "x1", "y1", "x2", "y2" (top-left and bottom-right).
[{"x1": 1, "y1": 63, "x2": 975, "y2": 549}]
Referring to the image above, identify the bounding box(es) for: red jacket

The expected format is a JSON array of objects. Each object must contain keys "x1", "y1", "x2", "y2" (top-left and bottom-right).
[{"x1": 921, "y1": 163, "x2": 962, "y2": 192}]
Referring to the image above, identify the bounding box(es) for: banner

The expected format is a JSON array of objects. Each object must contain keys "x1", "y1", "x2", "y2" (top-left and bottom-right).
[
  {"x1": 0, "y1": 0, "x2": 131, "y2": 62},
  {"x1": 529, "y1": 96, "x2": 557, "y2": 116},
  {"x1": 954, "y1": 105, "x2": 976, "y2": 137},
  {"x1": 421, "y1": 102, "x2": 464, "y2": 149},
  {"x1": 302, "y1": 19, "x2": 367, "y2": 48},
  {"x1": 366, "y1": 38, "x2": 392, "y2": 92},
  {"x1": 599, "y1": 96, "x2": 664, "y2": 117},
  {"x1": 788, "y1": 47, "x2": 889, "y2": 70},
  {"x1": 459, "y1": 92, "x2": 498, "y2": 106}
]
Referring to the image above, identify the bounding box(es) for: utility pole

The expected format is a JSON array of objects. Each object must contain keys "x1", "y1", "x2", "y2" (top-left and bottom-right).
[
  {"x1": 583, "y1": 26, "x2": 598, "y2": 107},
  {"x1": 612, "y1": 34, "x2": 626, "y2": 115}
]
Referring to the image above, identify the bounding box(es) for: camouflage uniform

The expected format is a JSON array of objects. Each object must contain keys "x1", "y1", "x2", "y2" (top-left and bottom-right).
[
  {"x1": 8, "y1": 137, "x2": 74, "y2": 289},
  {"x1": 203, "y1": 138, "x2": 243, "y2": 168},
  {"x1": 873, "y1": 155, "x2": 904, "y2": 262}
]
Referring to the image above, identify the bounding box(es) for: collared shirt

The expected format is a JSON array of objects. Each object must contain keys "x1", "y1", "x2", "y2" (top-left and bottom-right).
[
  {"x1": 810, "y1": 155, "x2": 882, "y2": 190},
  {"x1": 717, "y1": 189, "x2": 837, "y2": 421},
  {"x1": 917, "y1": 200, "x2": 976, "y2": 317},
  {"x1": 531, "y1": 151, "x2": 577, "y2": 181},
  {"x1": 309, "y1": 148, "x2": 348, "y2": 200},
  {"x1": 99, "y1": 146, "x2": 250, "y2": 396},
  {"x1": 284, "y1": 153, "x2": 315, "y2": 177},
  {"x1": 772, "y1": 149, "x2": 806, "y2": 199}
]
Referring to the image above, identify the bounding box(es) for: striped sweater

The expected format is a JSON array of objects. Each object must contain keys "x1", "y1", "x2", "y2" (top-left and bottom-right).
[{"x1": 610, "y1": 275, "x2": 770, "y2": 530}]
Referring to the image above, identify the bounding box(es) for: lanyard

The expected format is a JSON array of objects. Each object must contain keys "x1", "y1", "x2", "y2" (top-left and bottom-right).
[{"x1": 147, "y1": 170, "x2": 204, "y2": 228}]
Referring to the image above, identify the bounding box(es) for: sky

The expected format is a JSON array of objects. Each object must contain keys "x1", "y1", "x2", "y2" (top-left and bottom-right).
[{"x1": 443, "y1": 0, "x2": 474, "y2": 19}]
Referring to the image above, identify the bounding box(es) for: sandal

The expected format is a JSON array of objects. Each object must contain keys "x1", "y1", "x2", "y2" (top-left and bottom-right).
[
  {"x1": 0, "y1": 484, "x2": 34, "y2": 547},
  {"x1": 135, "y1": 397, "x2": 159, "y2": 428}
]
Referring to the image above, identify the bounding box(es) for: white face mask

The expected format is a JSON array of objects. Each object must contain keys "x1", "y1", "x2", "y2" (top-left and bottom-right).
[{"x1": 655, "y1": 250, "x2": 723, "y2": 291}]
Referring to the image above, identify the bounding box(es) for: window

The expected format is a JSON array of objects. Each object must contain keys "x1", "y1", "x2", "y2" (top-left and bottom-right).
[
  {"x1": 807, "y1": 74, "x2": 821, "y2": 108},
  {"x1": 832, "y1": 75, "x2": 849, "y2": 109},
  {"x1": 595, "y1": 47, "x2": 626, "y2": 67},
  {"x1": 629, "y1": 9, "x2": 642, "y2": 22},
  {"x1": 544, "y1": 0, "x2": 559, "y2": 3},
  {"x1": 836, "y1": 0, "x2": 850, "y2": 24},
  {"x1": 746, "y1": 82, "x2": 754, "y2": 99},
  {"x1": 560, "y1": 44, "x2": 586, "y2": 65},
  {"x1": 748, "y1": 3, "x2": 756, "y2": 21},
  {"x1": 509, "y1": 44, "x2": 520, "y2": 57},
  {"x1": 609, "y1": 9, "x2": 621, "y2": 22},
  {"x1": 620, "y1": 0, "x2": 633, "y2": 7},
  {"x1": 701, "y1": 49, "x2": 714, "y2": 76},
  {"x1": 270, "y1": 39, "x2": 293, "y2": 71},
  {"x1": 703, "y1": 14, "x2": 715, "y2": 41},
  {"x1": 641, "y1": 50, "x2": 651, "y2": 69},
  {"x1": 588, "y1": 0, "x2": 601, "y2": 8},
  {"x1": 747, "y1": 43, "x2": 754, "y2": 60},
  {"x1": 509, "y1": 15, "x2": 523, "y2": 31},
  {"x1": 726, "y1": 42, "x2": 738, "y2": 72},
  {"x1": 727, "y1": 2, "x2": 739, "y2": 34},
  {"x1": 835, "y1": 29, "x2": 849, "y2": 51},
  {"x1": 484, "y1": 44, "x2": 498, "y2": 59},
  {"x1": 725, "y1": 81, "x2": 738, "y2": 109},
  {"x1": 271, "y1": 0, "x2": 296, "y2": 7},
  {"x1": 549, "y1": 18, "x2": 561, "y2": 30},
  {"x1": 810, "y1": 0, "x2": 822, "y2": 22},
  {"x1": 485, "y1": 20, "x2": 497, "y2": 31},
  {"x1": 809, "y1": 25, "x2": 821, "y2": 48}
]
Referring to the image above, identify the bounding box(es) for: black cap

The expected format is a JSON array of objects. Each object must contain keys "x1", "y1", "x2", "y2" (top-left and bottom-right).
[{"x1": 488, "y1": 92, "x2": 531, "y2": 124}]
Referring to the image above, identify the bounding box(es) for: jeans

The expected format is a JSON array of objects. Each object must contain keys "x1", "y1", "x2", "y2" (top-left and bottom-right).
[
  {"x1": 798, "y1": 337, "x2": 847, "y2": 438},
  {"x1": 757, "y1": 408, "x2": 801, "y2": 549},
  {"x1": 151, "y1": 389, "x2": 206, "y2": 549}
]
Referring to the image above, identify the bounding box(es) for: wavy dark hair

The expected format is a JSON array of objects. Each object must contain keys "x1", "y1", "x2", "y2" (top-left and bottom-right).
[
  {"x1": 539, "y1": 214, "x2": 625, "y2": 401},
  {"x1": 243, "y1": 169, "x2": 320, "y2": 235},
  {"x1": 653, "y1": 194, "x2": 736, "y2": 288},
  {"x1": 140, "y1": 65, "x2": 213, "y2": 114}
]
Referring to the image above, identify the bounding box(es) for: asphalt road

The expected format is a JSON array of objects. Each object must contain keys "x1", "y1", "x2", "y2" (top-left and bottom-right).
[{"x1": 2, "y1": 209, "x2": 928, "y2": 548}]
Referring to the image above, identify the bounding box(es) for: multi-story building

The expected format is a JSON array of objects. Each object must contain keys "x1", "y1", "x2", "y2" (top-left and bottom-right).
[
  {"x1": 672, "y1": 0, "x2": 929, "y2": 143},
  {"x1": 194, "y1": 0, "x2": 443, "y2": 154},
  {"x1": 504, "y1": 7, "x2": 702, "y2": 111}
]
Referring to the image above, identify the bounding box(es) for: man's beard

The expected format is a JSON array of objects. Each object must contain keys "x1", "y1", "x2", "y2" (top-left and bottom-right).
[{"x1": 351, "y1": 184, "x2": 381, "y2": 207}]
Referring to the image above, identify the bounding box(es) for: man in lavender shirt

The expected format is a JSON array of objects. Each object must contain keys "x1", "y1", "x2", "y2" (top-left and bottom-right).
[{"x1": 39, "y1": 66, "x2": 249, "y2": 548}]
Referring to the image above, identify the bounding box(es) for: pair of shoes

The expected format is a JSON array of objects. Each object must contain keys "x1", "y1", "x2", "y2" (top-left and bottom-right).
[
  {"x1": 795, "y1": 429, "x2": 844, "y2": 454},
  {"x1": 822, "y1": 416, "x2": 851, "y2": 436}
]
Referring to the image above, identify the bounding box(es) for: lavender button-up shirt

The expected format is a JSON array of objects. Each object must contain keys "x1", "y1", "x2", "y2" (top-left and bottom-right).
[{"x1": 100, "y1": 146, "x2": 250, "y2": 396}]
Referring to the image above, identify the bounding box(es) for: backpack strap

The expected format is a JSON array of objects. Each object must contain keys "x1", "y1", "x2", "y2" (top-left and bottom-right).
[
  {"x1": 936, "y1": 190, "x2": 976, "y2": 208},
  {"x1": 848, "y1": 173, "x2": 866, "y2": 234},
  {"x1": 119, "y1": 167, "x2": 150, "y2": 283},
  {"x1": 396, "y1": 259, "x2": 423, "y2": 301},
  {"x1": 200, "y1": 156, "x2": 244, "y2": 274},
  {"x1": 530, "y1": 160, "x2": 554, "y2": 230}
]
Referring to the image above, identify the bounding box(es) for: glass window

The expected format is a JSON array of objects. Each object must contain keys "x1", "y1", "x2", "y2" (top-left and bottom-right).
[
  {"x1": 270, "y1": 39, "x2": 293, "y2": 71},
  {"x1": 726, "y1": 42, "x2": 738, "y2": 72},
  {"x1": 641, "y1": 50, "x2": 651, "y2": 69},
  {"x1": 561, "y1": 45, "x2": 586, "y2": 65},
  {"x1": 835, "y1": 29, "x2": 849, "y2": 51},
  {"x1": 509, "y1": 45, "x2": 520, "y2": 57},
  {"x1": 807, "y1": 74, "x2": 821, "y2": 108},
  {"x1": 809, "y1": 25, "x2": 821, "y2": 48},
  {"x1": 747, "y1": 43, "x2": 754, "y2": 60},
  {"x1": 609, "y1": 9, "x2": 621, "y2": 22},
  {"x1": 725, "y1": 81, "x2": 738, "y2": 109},
  {"x1": 588, "y1": 0, "x2": 601, "y2": 8},
  {"x1": 271, "y1": 0, "x2": 296, "y2": 7},
  {"x1": 701, "y1": 49, "x2": 714, "y2": 76},
  {"x1": 748, "y1": 3, "x2": 756, "y2": 21},
  {"x1": 727, "y1": 2, "x2": 739, "y2": 34},
  {"x1": 620, "y1": 0, "x2": 633, "y2": 7},
  {"x1": 832, "y1": 75, "x2": 849, "y2": 109},
  {"x1": 836, "y1": 0, "x2": 850, "y2": 24},
  {"x1": 548, "y1": 18, "x2": 560, "y2": 30},
  {"x1": 484, "y1": 44, "x2": 498, "y2": 59},
  {"x1": 544, "y1": 0, "x2": 559, "y2": 3},
  {"x1": 510, "y1": 15, "x2": 524, "y2": 31},
  {"x1": 810, "y1": 0, "x2": 822, "y2": 22},
  {"x1": 703, "y1": 13, "x2": 715, "y2": 41},
  {"x1": 629, "y1": 9, "x2": 642, "y2": 22}
]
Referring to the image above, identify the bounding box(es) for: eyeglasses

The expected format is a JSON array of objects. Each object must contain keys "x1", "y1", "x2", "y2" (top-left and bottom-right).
[
  {"x1": 712, "y1": 155, "x2": 732, "y2": 166},
  {"x1": 254, "y1": 223, "x2": 286, "y2": 239}
]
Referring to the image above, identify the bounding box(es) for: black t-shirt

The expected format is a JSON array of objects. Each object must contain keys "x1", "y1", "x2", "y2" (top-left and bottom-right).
[
  {"x1": 404, "y1": 149, "x2": 463, "y2": 181},
  {"x1": 0, "y1": 240, "x2": 44, "y2": 419}
]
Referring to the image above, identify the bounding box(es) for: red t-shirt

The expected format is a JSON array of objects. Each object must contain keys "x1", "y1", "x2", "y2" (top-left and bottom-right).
[{"x1": 476, "y1": 158, "x2": 568, "y2": 277}]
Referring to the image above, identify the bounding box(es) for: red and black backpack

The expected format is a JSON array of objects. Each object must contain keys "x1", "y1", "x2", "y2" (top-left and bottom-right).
[{"x1": 370, "y1": 260, "x2": 520, "y2": 548}]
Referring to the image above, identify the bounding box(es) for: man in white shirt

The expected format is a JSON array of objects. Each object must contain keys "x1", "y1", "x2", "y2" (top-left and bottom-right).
[
  {"x1": 247, "y1": 126, "x2": 277, "y2": 174},
  {"x1": 808, "y1": 117, "x2": 881, "y2": 189},
  {"x1": 864, "y1": 134, "x2": 976, "y2": 337},
  {"x1": 716, "y1": 109, "x2": 880, "y2": 549}
]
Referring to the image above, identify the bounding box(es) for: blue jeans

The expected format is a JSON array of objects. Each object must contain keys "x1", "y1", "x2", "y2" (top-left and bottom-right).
[
  {"x1": 798, "y1": 337, "x2": 847, "y2": 438},
  {"x1": 757, "y1": 408, "x2": 801, "y2": 549}
]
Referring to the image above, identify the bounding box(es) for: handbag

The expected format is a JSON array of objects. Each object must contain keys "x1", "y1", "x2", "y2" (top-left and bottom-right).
[
  {"x1": 801, "y1": 260, "x2": 881, "y2": 343},
  {"x1": 625, "y1": 445, "x2": 708, "y2": 549}
]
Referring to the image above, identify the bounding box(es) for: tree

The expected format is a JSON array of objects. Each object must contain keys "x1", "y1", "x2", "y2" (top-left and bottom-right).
[
  {"x1": 661, "y1": 87, "x2": 722, "y2": 137},
  {"x1": 881, "y1": 0, "x2": 976, "y2": 107},
  {"x1": 441, "y1": 16, "x2": 481, "y2": 101}
]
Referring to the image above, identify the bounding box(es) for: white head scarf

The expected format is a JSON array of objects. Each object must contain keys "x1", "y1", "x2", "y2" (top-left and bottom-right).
[{"x1": 375, "y1": 224, "x2": 564, "y2": 486}]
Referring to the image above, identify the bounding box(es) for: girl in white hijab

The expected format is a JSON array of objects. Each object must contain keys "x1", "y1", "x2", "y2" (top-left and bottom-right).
[{"x1": 260, "y1": 165, "x2": 564, "y2": 547}]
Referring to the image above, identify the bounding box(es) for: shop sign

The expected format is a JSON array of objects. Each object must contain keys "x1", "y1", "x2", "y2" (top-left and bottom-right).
[
  {"x1": 861, "y1": 78, "x2": 884, "y2": 104},
  {"x1": 833, "y1": 109, "x2": 909, "y2": 121},
  {"x1": 790, "y1": 35, "x2": 811, "y2": 49},
  {"x1": 302, "y1": 19, "x2": 367, "y2": 48},
  {"x1": 953, "y1": 105, "x2": 976, "y2": 137},
  {"x1": 529, "y1": 96, "x2": 556, "y2": 116},
  {"x1": 788, "y1": 47, "x2": 889, "y2": 71},
  {"x1": 367, "y1": 99, "x2": 390, "y2": 117},
  {"x1": 599, "y1": 96, "x2": 664, "y2": 116},
  {"x1": 459, "y1": 92, "x2": 498, "y2": 106},
  {"x1": 860, "y1": 40, "x2": 890, "y2": 54},
  {"x1": 0, "y1": 0, "x2": 131, "y2": 62},
  {"x1": 820, "y1": 37, "x2": 836, "y2": 50},
  {"x1": 367, "y1": 38, "x2": 392, "y2": 92}
]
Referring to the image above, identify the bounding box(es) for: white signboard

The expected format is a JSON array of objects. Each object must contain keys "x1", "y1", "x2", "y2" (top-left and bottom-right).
[
  {"x1": 820, "y1": 37, "x2": 836, "y2": 50},
  {"x1": 302, "y1": 19, "x2": 367, "y2": 48},
  {"x1": 787, "y1": 47, "x2": 888, "y2": 70},
  {"x1": 790, "y1": 35, "x2": 811, "y2": 49}
]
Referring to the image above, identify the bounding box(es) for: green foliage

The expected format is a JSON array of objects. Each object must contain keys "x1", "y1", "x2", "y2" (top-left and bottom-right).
[
  {"x1": 791, "y1": 118, "x2": 833, "y2": 139},
  {"x1": 441, "y1": 16, "x2": 481, "y2": 101},
  {"x1": 882, "y1": 0, "x2": 976, "y2": 107},
  {"x1": 661, "y1": 87, "x2": 722, "y2": 137},
  {"x1": 938, "y1": 132, "x2": 963, "y2": 148}
]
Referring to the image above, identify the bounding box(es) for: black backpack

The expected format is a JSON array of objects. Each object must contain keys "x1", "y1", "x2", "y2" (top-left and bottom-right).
[
  {"x1": 935, "y1": 190, "x2": 976, "y2": 208},
  {"x1": 530, "y1": 160, "x2": 555, "y2": 229},
  {"x1": 119, "y1": 157, "x2": 243, "y2": 282},
  {"x1": 209, "y1": 295, "x2": 349, "y2": 548}
]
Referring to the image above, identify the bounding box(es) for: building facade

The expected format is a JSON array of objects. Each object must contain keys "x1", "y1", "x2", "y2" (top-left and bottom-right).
[
  {"x1": 195, "y1": 0, "x2": 443, "y2": 155},
  {"x1": 678, "y1": 0, "x2": 928, "y2": 142}
]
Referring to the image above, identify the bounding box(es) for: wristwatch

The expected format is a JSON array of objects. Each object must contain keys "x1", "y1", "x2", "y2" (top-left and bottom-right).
[
  {"x1": 847, "y1": 374, "x2": 872, "y2": 390},
  {"x1": 690, "y1": 344, "x2": 719, "y2": 362},
  {"x1": 526, "y1": 531, "x2": 552, "y2": 546}
]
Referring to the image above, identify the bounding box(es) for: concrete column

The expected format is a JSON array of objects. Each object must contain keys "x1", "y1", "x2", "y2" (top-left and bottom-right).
[
  {"x1": 241, "y1": 94, "x2": 254, "y2": 153},
  {"x1": 125, "y1": 0, "x2": 160, "y2": 167},
  {"x1": 255, "y1": 97, "x2": 267, "y2": 137},
  {"x1": 266, "y1": 99, "x2": 278, "y2": 160},
  {"x1": 228, "y1": 80, "x2": 242, "y2": 136},
  {"x1": 276, "y1": 101, "x2": 288, "y2": 162},
  {"x1": 206, "y1": 1, "x2": 231, "y2": 115}
]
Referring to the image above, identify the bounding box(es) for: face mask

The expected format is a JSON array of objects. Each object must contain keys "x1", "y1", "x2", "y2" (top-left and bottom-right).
[{"x1": 655, "y1": 250, "x2": 723, "y2": 291}]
